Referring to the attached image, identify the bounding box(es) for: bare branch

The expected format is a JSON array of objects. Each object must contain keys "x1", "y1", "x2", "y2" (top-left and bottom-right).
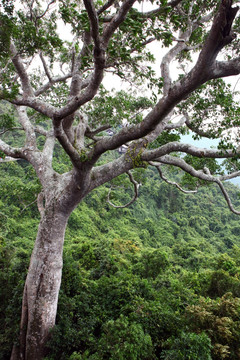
[
  {"x1": 102, "y1": 0, "x2": 136, "y2": 47},
  {"x1": 197, "y1": 1, "x2": 239, "y2": 69},
  {"x1": 20, "y1": 198, "x2": 38, "y2": 214},
  {"x1": 83, "y1": 0, "x2": 101, "y2": 50},
  {"x1": 85, "y1": 124, "x2": 111, "y2": 138},
  {"x1": 35, "y1": 73, "x2": 72, "y2": 96},
  {"x1": 97, "y1": 0, "x2": 115, "y2": 15},
  {"x1": 34, "y1": 126, "x2": 48, "y2": 136},
  {"x1": 53, "y1": 119, "x2": 82, "y2": 167},
  {"x1": 0, "y1": 138, "x2": 24, "y2": 159},
  {"x1": 89, "y1": 154, "x2": 133, "y2": 191},
  {"x1": 158, "y1": 154, "x2": 240, "y2": 215},
  {"x1": 10, "y1": 96, "x2": 56, "y2": 119},
  {"x1": 165, "y1": 115, "x2": 186, "y2": 130},
  {"x1": 142, "y1": 141, "x2": 240, "y2": 162},
  {"x1": 184, "y1": 113, "x2": 220, "y2": 139},
  {"x1": 39, "y1": 52, "x2": 52, "y2": 82},
  {"x1": 16, "y1": 106, "x2": 37, "y2": 148},
  {"x1": 149, "y1": 161, "x2": 198, "y2": 194},
  {"x1": 219, "y1": 170, "x2": 240, "y2": 181},
  {"x1": 0, "y1": 58, "x2": 12, "y2": 75},
  {"x1": 140, "y1": 0, "x2": 183, "y2": 18},
  {"x1": 215, "y1": 178, "x2": 240, "y2": 215},
  {"x1": 10, "y1": 43, "x2": 34, "y2": 97},
  {"x1": 210, "y1": 57, "x2": 240, "y2": 79},
  {"x1": 0, "y1": 127, "x2": 23, "y2": 136},
  {"x1": 70, "y1": 32, "x2": 91, "y2": 95},
  {"x1": 36, "y1": 0, "x2": 56, "y2": 20},
  {"x1": 62, "y1": 33, "x2": 91, "y2": 141},
  {"x1": 107, "y1": 171, "x2": 140, "y2": 208},
  {"x1": 72, "y1": 113, "x2": 88, "y2": 149},
  {"x1": 160, "y1": 6, "x2": 195, "y2": 95}
]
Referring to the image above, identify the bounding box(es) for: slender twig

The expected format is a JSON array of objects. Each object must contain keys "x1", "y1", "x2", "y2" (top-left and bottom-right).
[
  {"x1": 107, "y1": 171, "x2": 140, "y2": 208},
  {"x1": 36, "y1": 0, "x2": 56, "y2": 20},
  {"x1": 39, "y1": 52, "x2": 52, "y2": 82},
  {"x1": 0, "y1": 127, "x2": 24, "y2": 136},
  {"x1": 86, "y1": 124, "x2": 111, "y2": 137},
  {"x1": 20, "y1": 198, "x2": 38, "y2": 213},
  {"x1": 97, "y1": 0, "x2": 115, "y2": 15},
  {"x1": 35, "y1": 73, "x2": 72, "y2": 96}
]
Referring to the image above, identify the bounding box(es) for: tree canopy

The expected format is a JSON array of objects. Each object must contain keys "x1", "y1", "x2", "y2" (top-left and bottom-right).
[{"x1": 1, "y1": 0, "x2": 240, "y2": 206}]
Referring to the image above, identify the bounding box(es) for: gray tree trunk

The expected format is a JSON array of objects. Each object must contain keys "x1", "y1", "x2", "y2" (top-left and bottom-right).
[{"x1": 10, "y1": 203, "x2": 70, "y2": 360}]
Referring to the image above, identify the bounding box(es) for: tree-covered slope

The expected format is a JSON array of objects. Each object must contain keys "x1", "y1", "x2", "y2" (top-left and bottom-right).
[{"x1": 1, "y1": 160, "x2": 240, "y2": 359}]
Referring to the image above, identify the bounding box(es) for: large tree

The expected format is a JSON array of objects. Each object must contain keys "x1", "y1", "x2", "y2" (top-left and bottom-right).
[{"x1": 1, "y1": 0, "x2": 240, "y2": 358}]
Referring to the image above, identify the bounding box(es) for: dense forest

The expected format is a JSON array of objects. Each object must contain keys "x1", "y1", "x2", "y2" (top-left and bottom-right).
[{"x1": 1, "y1": 155, "x2": 240, "y2": 360}]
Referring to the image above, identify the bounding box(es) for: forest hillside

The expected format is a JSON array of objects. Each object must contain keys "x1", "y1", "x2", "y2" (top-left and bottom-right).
[{"x1": 1, "y1": 159, "x2": 240, "y2": 359}]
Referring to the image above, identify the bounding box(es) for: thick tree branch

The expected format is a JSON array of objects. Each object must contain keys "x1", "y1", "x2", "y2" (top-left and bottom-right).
[
  {"x1": 144, "y1": 112, "x2": 174, "y2": 144},
  {"x1": 10, "y1": 97, "x2": 56, "y2": 118},
  {"x1": 62, "y1": 33, "x2": 91, "y2": 142},
  {"x1": 161, "y1": 31, "x2": 189, "y2": 96},
  {"x1": 160, "y1": 3, "x2": 195, "y2": 96},
  {"x1": 16, "y1": 106, "x2": 37, "y2": 149},
  {"x1": 102, "y1": 0, "x2": 136, "y2": 47},
  {"x1": 53, "y1": 119, "x2": 82, "y2": 167},
  {"x1": 0, "y1": 139, "x2": 25, "y2": 159},
  {"x1": 219, "y1": 170, "x2": 240, "y2": 181},
  {"x1": 10, "y1": 43, "x2": 34, "y2": 97},
  {"x1": 210, "y1": 57, "x2": 240, "y2": 79},
  {"x1": 83, "y1": 0, "x2": 101, "y2": 51},
  {"x1": 165, "y1": 115, "x2": 186, "y2": 130},
  {"x1": 73, "y1": 113, "x2": 88, "y2": 149},
  {"x1": 70, "y1": 32, "x2": 91, "y2": 96},
  {"x1": 34, "y1": 126, "x2": 48, "y2": 136},
  {"x1": 196, "y1": 0, "x2": 238, "y2": 70},
  {"x1": 142, "y1": 141, "x2": 240, "y2": 162},
  {"x1": 89, "y1": 154, "x2": 133, "y2": 191}
]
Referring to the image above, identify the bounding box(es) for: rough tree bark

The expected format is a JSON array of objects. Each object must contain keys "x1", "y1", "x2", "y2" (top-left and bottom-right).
[
  {"x1": 11, "y1": 208, "x2": 69, "y2": 360},
  {"x1": 10, "y1": 170, "x2": 90, "y2": 360}
]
